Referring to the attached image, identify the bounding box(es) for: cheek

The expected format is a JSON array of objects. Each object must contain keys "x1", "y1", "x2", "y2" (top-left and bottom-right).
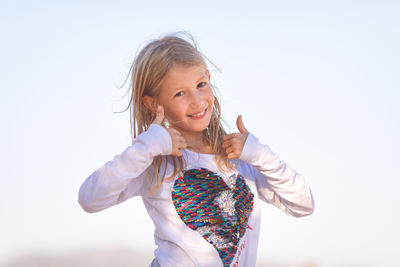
[
  {"x1": 164, "y1": 102, "x2": 186, "y2": 119},
  {"x1": 207, "y1": 90, "x2": 215, "y2": 106}
]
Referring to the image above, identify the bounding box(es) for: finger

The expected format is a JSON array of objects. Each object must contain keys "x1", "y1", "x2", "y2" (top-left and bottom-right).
[
  {"x1": 223, "y1": 136, "x2": 244, "y2": 148},
  {"x1": 152, "y1": 105, "x2": 165, "y2": 125},
  {"x1": 177, "y1": 140, "x2": 187, "y2": 149},
  {"x1": 227, "y1": 152, "x2": 239, "y2": 159},
  {"x1": 169, "y1": 128, "x2": 184, "y2": 137},
  {"x1": 236, "y1": 115, "x2": 249, "y2": 134},
  {"x1": 223, "y1": 133, "x2": 240, "y2": 141},
  {"x1": 222, "y1": 139, "x2": 233, "y2": 149},
  {"x1": 177, "y1": 136, "x2": 187, "y2": 145},
  {"x1": 226, "y1": 142, "x2": 243, "y2": 154},
  {"x1": 171, "y1": 133, "x2": 186, "y2": 145},
  {"x1": 225, "y1": 146, "x2": 234, "y2": 155},
  {"x1": 222, "y1": 141, "x2": 227, "y2": 149}
]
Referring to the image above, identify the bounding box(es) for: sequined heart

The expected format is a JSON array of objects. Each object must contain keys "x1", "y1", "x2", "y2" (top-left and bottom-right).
[{"x1": 171, "y1": 168, "x2": 254, "y2": 267}]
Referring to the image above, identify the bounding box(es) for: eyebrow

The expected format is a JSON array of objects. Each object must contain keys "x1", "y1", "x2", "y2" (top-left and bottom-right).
[{"x1": 195, "y1": 74, "x2": 207, "y2": 83}]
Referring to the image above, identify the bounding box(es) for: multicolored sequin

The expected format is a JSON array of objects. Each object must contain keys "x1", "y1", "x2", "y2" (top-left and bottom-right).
[{"x1": 171, "y1": 168, "x2": 254, "y2": 267}]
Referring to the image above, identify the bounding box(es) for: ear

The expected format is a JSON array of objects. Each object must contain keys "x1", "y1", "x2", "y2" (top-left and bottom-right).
[
  {"x1": 142, "y1": 96, "x2": 156, "y2": 113},
  {"x1": 206, "y1": 69, "x2": 211, "y2": 80}
]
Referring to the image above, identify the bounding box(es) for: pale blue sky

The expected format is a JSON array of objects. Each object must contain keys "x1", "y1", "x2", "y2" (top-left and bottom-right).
[{"x1": 1, "y1": 1, "x2": 399, "y2": 266}]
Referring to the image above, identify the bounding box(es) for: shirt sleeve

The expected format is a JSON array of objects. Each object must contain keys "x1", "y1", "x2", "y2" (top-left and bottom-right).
[
  {"x1": 240, "y1": 132, "x2": 315, "y2": 217},
  {"x1": 78, "y1": 124, "x2": 172, "y2": 213}
]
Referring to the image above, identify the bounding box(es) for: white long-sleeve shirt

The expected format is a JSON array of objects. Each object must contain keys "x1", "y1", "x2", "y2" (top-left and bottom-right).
[{"x1": 78, "y1": 124, "x2": 315, "y2": 267}]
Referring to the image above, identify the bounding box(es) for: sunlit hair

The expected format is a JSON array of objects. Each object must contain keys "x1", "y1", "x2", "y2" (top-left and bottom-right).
[{"x1": 119, "y1": 31, "x2": 234, "y2": 193}]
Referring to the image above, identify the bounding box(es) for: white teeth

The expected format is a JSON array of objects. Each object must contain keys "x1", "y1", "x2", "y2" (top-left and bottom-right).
[{"x1": 191, "y1": 109, "x2": 206, "y2": 117}]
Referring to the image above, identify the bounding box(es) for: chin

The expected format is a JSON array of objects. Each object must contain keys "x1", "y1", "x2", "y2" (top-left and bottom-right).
[
  {"x1": 190, "y1": 125, "x2": 209, "y2": 133},
  {"x1": 187, "y1": 121, "x2": 211, "y2": 132}
]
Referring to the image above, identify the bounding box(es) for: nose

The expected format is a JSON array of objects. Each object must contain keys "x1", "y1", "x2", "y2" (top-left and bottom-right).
[{"x1": 189, "y1": 90, "x2": 203, "y2": 109}]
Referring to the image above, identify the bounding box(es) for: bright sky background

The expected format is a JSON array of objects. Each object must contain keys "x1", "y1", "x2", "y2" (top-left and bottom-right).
[{"x1": 1, "y1": 1, "x2": 399, "y2": 266}]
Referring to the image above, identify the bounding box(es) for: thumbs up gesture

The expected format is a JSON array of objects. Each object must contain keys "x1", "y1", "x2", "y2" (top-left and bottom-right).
[
  {"x1": 151, "y1": 106, "x2": 187, "y2": 157},
  {"x1": 222, "y1": 115, "x2": 249, "y2": 159},
  {"x1": 152, "y1": 105, "x2": 165, "y2": 125}
]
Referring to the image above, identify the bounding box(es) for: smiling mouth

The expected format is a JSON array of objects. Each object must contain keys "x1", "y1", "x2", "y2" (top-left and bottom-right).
[{"x1": 188, "y1": 108, "x2": 207, "y2": 118}]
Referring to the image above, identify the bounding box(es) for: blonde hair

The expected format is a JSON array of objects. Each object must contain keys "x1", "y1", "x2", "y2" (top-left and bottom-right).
[{"x1": 120, "y1": 31, "x2": 233, "y2": 193}]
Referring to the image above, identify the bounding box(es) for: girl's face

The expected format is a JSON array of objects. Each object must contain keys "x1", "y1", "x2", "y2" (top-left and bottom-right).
[{"x1": 157, "y1": 64, "x2": 214, "y2": 136}]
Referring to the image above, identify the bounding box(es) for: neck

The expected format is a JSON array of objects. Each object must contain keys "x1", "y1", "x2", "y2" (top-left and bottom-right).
[{"x1": 181, "y1": 130, "x2": 212, "y2": 154}]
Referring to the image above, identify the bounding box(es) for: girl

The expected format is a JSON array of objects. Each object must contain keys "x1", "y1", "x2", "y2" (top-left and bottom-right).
[{"x1": 78, "y1": 32, "x2": 315, "y2": 267}]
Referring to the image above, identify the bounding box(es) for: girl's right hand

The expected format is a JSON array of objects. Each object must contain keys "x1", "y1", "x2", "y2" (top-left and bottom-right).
[{"x1": 152, "y1": 105, "x2": 187, "y2": 156}]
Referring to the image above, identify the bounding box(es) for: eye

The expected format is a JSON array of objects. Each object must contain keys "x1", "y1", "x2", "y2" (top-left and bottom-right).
[
  {"x1": 175, "y1": 91, "x2": 184, "y2": 97},
  {"x1": 197, "y1": 82, "x2": 207, "y2": 88}
]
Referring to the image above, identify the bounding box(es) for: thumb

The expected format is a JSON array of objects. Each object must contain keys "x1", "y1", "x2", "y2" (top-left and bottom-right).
[
  {"x1": 236, "y1": 115, "x2": 249, "y2": 134},
  {"x1": 152, "y1": 105, "x2": 165, "y2": 125}
]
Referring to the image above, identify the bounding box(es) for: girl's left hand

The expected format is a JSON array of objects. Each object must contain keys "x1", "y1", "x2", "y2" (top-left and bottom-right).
[{"x1": 222, "y1": 115, "x2": 249, "y2": 159}]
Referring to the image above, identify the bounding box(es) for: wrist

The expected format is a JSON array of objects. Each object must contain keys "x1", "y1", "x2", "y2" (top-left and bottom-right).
[
  {"x1": 145, "y1": 124, "x2": 173, "y2": 155},
  {"x1": 239, "y1": 132, "x2": 260, "y2": 163}
]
